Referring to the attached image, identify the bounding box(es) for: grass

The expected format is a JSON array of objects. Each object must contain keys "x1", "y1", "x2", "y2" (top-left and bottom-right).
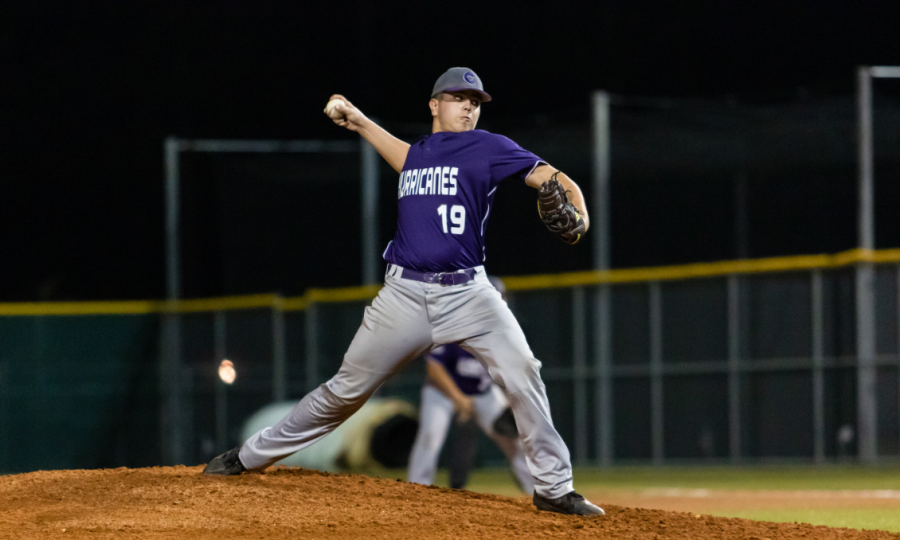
[
  {"x1": 718, "y1": 509, "x2": 900, "y2": 533},
  {"x1": 577, "y1": 464, "x2": 900, "y2": 490},
  {"x1": 459, "y1": 464, "x2": 900, "y2": 492},
  {"x1": 431, "y1": 464, "x2": 900, "y2": 533}
]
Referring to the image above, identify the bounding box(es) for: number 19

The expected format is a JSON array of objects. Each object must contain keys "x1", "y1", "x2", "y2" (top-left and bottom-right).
[{"x1": 437, "y1": 204, "x2": 465, "y2": 235}]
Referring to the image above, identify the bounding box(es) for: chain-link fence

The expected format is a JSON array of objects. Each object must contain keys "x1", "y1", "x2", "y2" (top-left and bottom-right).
[{"x1": 2, "y1": 252, "x2": 899, "y2": 474}]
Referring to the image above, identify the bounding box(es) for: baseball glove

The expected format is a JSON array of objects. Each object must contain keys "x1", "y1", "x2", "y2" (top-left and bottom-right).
[{"x1": 537, "y1": 173, "x2": 586, "y2": 244}]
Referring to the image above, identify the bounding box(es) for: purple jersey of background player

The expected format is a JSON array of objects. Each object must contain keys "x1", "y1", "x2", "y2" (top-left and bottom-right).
[
  {"x1": 383, "y1": 129, "x2": 545, "y2": 272},
  {"x1": 428, "y1": 343, "x2": 493, "y2": 396}
]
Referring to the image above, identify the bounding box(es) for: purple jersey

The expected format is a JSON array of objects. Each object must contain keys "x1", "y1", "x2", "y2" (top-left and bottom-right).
[
  {"x1": 428, "y1": 343, "x2": 492, "y2": 396},
  {"x1": 383, "y1": 130, "x2": 544, "y2": 272}
]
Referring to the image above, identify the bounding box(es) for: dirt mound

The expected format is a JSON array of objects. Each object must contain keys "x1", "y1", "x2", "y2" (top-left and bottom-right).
[{"x1": 1, "y1": 466, "x2": 897, "y2": 539}]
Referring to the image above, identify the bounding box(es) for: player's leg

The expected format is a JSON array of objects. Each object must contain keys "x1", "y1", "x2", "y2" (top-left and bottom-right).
[
  {"x1": 407, "y1": 384, "x2": 454, "y2": 485},
  {"x1": 433, "y1": 277, "x2": 572, "y2": 499},
  {"x1": 437, "y1": 277, "x2": 602, "y2": 515},
  {"x1": 431, "y1": 273, "x2": 601, "y2": 515},
  {"x1": 461, "y1": 317, "x2": 604, "y2": 514},
  {"x1": 447, "y1": 417, "x2": 479, "y2": 489},
  {"x1": 235, "y1": 276, "x2": 433, "y2": 471},
  {"x1": 472, "y1": 385, "x2": 535, "y2": 494}
]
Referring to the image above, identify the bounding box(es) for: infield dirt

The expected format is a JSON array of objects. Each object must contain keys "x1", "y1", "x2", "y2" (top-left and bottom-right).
[{"x1": 1, "y1": 466, "x2": 898, "y2": 539}]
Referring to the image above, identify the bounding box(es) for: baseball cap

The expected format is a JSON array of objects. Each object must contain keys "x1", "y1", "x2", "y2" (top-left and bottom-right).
[{"x1": 431, "y1": 67, "x2": 492, "y2": 102}]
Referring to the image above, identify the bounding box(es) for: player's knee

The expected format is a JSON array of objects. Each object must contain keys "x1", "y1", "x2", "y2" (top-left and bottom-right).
[
  {"x1": 306, "y1": 374, "x2": 376, "y2": 423},
  {"x1": 301, "y1": 383, "x2": 366, "y2": 424},
  {"x1": 326, "y1": 365, "x2": 384, "y2": 403},
  {"x1": 490, "y1": 355, "x2": 543, "y2": 394}
]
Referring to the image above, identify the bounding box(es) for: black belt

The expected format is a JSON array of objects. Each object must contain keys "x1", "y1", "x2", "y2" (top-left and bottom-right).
[{"x1": 397, "y1": 266, "x2": 477, "y2": 286}]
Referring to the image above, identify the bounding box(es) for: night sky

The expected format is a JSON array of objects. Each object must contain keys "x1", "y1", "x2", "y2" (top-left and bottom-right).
[{"x1": 1, "y1": 1, "x2": 898, "y2": 301}]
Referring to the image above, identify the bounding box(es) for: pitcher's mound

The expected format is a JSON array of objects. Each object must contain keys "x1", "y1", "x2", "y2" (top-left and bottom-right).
[{"x1": 1, "y1": 466, "x2": 897, "y2": 539}]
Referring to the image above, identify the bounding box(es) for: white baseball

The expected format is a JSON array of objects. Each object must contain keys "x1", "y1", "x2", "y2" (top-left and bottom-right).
[{"x1": 324, "y1": 99, "x2": 346, "y2": 119}]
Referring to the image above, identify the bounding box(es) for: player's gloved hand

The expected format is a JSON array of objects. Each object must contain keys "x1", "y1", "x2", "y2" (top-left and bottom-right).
[
  {"x1": 537, "y1": 173, "x2": 586, "y2": 244},
  {"x1": 454, "y1": 396, "x2": 475, "y2": 423}
]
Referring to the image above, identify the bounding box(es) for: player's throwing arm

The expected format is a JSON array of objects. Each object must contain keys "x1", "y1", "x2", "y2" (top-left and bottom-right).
[{"x1": 324, "y1": 94, "x2": 410, "y2": 173}]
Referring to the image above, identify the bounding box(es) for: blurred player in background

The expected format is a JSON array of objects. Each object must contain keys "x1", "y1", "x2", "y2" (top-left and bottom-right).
[{"x1": 408, "y1": 278, "x2": 534, "y2": 493}]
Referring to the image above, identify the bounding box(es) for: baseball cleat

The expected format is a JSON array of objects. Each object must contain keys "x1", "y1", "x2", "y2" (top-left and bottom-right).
[
  {"x1": 202, "y1": 445, "x2": 247, "y2": 476},
  {"x1": 533, "y1": 491, "x2": 605, "y2": 516}
]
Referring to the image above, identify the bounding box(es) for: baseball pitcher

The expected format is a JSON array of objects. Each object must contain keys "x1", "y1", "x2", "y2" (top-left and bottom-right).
[{"x1": 204, "y1": 67, "x2": 602, "y2": 516}]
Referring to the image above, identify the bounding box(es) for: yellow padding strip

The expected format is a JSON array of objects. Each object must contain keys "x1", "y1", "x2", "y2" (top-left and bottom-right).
[
  {"x1": 281, "y1": 285, "x2": 383, "y2": 312},
  {"x1": 302, "y1": 285, "x2": 383, "y2": 305},
  {"x1": 156, "y1": 286, "x2": 383, "y2": 314},
  {"x1": 0, "y1": 301, "x2": 160, "y2": 316},
  {"x1": 502, "y1": 248, "x2": 900, "y2": 291},
  {"x1": 162, "y1": 294, "x2": 279, "y2": 313},
  {"x1": 3, "y1": 248, "x2": 900, "y2": 315},
  {"x1": 0, "y1": 286, "x2": 385, "y2": 316},
  {"x1": 871, "y1": 248, "x2": 900, "y2": 263}
]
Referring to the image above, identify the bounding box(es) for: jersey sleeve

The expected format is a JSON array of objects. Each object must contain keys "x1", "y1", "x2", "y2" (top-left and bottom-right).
[{"x1": 487, "y1": 133, "x2": 546, "y2": 183}]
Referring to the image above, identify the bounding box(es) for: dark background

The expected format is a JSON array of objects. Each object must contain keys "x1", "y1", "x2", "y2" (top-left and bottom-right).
[{"x1": 2, "y1": 1, "x2": 899, "y2": 301}]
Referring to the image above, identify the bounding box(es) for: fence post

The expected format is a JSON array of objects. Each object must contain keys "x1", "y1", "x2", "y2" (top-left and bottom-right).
[
  {"x1": 272, "y1": 297, "x2": 287, "y2": 402},
  {"x1": 159, "y1": 310, "x2": 184, "y2": 465},
  {"x1": 594, "y1": 285, "x2": 613, "y2": 467},
  {"x1": 727, "y1": 275, "x2": 742, "y2": 463},
  {"x1": 305, "y1": 302, "x2": 319, "y2": 393},
  {"x1": 812, "y1": 270, "x2": 826, "y2": 463},
  {"x1": 361, "y1": 139, "x2": 381, "y2": 286},
  {"x1": 856, "y1": 66, "x2": 878, "y2": 462},
  {"x1": 649, "y1": 281, "x2": 664, "y2": 465},
  {"x1": 592, "y1": 90, "x2": 613, "y2": 467},
  {"x1": 214, "y1": 311, "x2": 229, "y2": 453},
  {"x1": 181, "y1": 364, "x2": 195, "y2": 464},
  {"x1": 572, "y1": 286, "x2": 588, "y2": 464},
  {"x1": 161, "y1": 136, "x2": 185, "y2": 466}
]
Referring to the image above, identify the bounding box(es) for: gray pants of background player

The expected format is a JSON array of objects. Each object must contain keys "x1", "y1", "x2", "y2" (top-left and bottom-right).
[
  {"x1": 239, "y1": 265, "x2": 575, "y2": 499},
  {"x1": 407, "y1": 384, "x2": 535, "y2": 494}
]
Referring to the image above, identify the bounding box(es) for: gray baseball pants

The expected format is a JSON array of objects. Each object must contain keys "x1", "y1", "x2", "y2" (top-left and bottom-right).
[{"x1": 239, "y1": 264, "x2": 575, "y2": 499}]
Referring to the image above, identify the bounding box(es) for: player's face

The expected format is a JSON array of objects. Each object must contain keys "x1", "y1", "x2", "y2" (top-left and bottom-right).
[{"x1": 430, "y1": 91, "x2": 482, "y2": 133}]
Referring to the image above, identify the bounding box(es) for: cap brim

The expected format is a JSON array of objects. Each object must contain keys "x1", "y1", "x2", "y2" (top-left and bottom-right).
[{"x1": 436, "y1": 87, "x2": 492, "y2": 102}]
